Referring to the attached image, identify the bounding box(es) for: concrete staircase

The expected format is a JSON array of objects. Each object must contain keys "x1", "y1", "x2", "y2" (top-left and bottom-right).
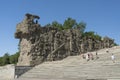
[{"x1": 15, "y1": 46, "x2": 120, "y2": 80}]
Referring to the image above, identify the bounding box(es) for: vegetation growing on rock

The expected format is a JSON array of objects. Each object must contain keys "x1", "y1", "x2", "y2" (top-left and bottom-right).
[{"x1": 0, "y1": 13, "x2": 118, "y2": 66}]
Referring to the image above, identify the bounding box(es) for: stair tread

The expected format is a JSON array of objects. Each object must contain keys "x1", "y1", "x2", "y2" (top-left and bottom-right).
[{"x1": 16, "y1": 46, "x2": 120, "y2": 80}]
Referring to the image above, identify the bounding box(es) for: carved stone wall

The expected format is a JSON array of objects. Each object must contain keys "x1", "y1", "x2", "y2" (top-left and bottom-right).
[{"x1": 15, "y1": 13, "x2": 114, "y2": 66}]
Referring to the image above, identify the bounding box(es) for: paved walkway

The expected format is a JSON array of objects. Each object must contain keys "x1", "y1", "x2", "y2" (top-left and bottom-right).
[{"x1": 15, "y1": 46, "x2": 120, "y2": 80}]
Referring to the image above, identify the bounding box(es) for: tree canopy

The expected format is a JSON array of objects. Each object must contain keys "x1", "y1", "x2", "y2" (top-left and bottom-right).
[
  {"x1": 0, "y1": 52, "x2": 19, "y2": 66},
  {"x1": 82, "y1": 31, "x2": 101, "y2": 40},
  {"x1": 44, "y1": 17, "x2": 86, "y2": 33}
]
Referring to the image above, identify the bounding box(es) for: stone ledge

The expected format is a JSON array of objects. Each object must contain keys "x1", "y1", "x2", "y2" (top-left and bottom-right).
[{"x1": 15, "y1": 66, "x2": 33, "y2": 78}]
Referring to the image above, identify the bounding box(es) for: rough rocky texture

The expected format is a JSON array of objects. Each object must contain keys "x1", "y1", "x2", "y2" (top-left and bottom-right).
[{"x1": 15, "y1": 13, "x2": 114, "y2": 66}]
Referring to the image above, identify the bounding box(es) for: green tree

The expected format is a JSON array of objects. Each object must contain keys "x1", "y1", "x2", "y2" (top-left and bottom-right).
[
  {"x1": 94, "y1": 34, "x2": 101, "y2": 40},
  {"x1": 0, "y1": 57, "x2": 3, "y2": 66},
  {"x1": 63, "y1": 17, "x2": 76, "y2": 29},
  {"x1": 2, "y1": 53, "x2": 10, "y2": 65},
  {"x1": 52, "y1": 21, "x2": 63, "y2": 30},
  {"x1": 82, "y1": 31, "x2": 101, "y2": 40},
  {"x1": 76, "y1": 21, "x2": 86, "y2": 33},
  {"x1": 44, "y1": 23, "x2": 52, "y2": 27},
  {"x1": 10, "y1": 52, "x2": 19, "y2": 64},
  {"x1": 44, "y1": 18, "x2": 86, "y2": 32},
  {"x1": 82, "y1": 31, "x2": 95, "y2": 38},
  {"x1": 113, "y1": 43, "x2": 118, "y2": 46}
]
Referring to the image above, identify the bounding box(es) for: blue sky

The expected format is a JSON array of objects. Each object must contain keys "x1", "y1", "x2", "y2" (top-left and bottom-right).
[{"x1": 0, "y1": 0, "x2": 120, "y2": 56}]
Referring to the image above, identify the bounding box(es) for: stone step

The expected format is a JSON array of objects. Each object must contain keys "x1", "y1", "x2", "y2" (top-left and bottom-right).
[
  {"x1": 16, "y1": 46, "x2": 120, "y2": 80},
  {"x1": 16, "y1": 77, "x2": 87, "y2": 80}
]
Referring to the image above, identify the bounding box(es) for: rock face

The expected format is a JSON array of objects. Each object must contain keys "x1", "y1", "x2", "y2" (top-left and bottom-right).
[{"x1": 15, "y1": 13, "x2": 114, "y2": 66}]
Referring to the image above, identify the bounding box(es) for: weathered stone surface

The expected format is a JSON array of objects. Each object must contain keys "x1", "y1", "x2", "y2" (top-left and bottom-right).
[
  {"x1": 15, "y1": 66, "x2": 33, "y2": 78},
  {"x1": 0, "y1": 64, "x2": 15, "y2": 79},
  {"x1": 15, "y1": 13, "x2": 114, "y2": 66},
  {"x1": 15, "y1": 46, "x2": 120, "y2": 80}
]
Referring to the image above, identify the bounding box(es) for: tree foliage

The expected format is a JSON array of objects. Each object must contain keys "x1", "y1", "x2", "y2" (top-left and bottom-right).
[
  {"x1": 0, "y1": 57, "x2": 3, "y2": 66},
  {"x1": 0, "y1": 52, "x2": 19, "y2": 66},
  {"x1": 82, "y1": 31, "x2": 101, "y2": 40},
  {"x1": 75, "y1": 21, "x2": 86, "y2": 33},
  {"x1": 63, "y1": 18, "x2": 76, "y2": 29},
  {"x1": 2, "y1": 53, "x2": 10, "y2": 65},
  {"x1": 44, "y1": 17, "x2": 86, "y2": 33},
  {"x1": 114, "y1": 43, "x2": 118, "y2": 46},
  {"x1": 9, "y1": 52, "x2": 19, "y2": 64},
  {"x1": 52, "y1": 21, "x2": 63, "y2": 30}
]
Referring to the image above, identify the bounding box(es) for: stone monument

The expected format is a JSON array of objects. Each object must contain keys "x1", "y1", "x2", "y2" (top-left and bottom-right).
[{"x1": 15, "y1": 13, "x2": 114, "y2": 66}]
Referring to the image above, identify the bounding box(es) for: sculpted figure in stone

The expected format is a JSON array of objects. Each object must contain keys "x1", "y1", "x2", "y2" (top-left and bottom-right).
[
  {"x1": 25, "y1": 13, "x2": 40, "y2": 24},
  {"x1": 15, "y1": 14, "x2": 115, "y2": 66}
]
